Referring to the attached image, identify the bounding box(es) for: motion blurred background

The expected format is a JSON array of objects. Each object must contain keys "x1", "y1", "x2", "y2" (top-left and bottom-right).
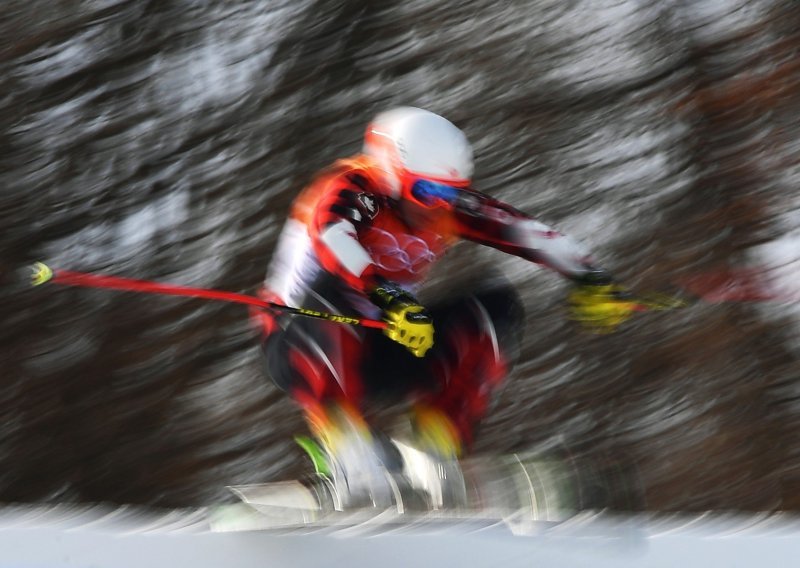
[{"x1": 1, "y1": 0, "x2": 798, "y2": 511}]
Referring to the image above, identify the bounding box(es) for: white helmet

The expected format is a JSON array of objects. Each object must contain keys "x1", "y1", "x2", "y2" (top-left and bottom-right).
[{"x1": 363, "y1": 107, "x2": 474, "y2": 204}]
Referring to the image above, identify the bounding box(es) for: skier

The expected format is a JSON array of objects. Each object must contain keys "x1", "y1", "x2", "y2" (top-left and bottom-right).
[{"x1": 254, "y1": 107, "x2": 634, "y2": 506}]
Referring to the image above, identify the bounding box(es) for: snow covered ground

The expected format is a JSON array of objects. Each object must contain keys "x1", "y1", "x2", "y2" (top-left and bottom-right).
[{"x1": 2, "y1": 505, "x2": 800, "y2": 568}]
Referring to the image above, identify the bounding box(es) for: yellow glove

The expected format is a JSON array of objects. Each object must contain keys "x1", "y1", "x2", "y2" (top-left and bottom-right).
[
  {"x1": 370, "y1": 281, "x2": 434, "y2": 357},
  {"x1": 568, "y1": 276, "x2": 638, "y2": 333}
]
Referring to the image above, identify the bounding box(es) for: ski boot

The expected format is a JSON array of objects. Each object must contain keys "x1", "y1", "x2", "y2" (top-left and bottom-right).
[
  {"x1": 298, "y1": 404, "x2": 403, "y2": 511},
  {"x1": 391, "y1": 406, "x2": 469, "y2": 510}
]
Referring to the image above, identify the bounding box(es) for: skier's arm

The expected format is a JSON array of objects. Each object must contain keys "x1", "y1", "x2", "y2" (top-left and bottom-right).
[
  {"x1": 310, "y1": 182, "x2": 435, "y2": 353},
  {"x1": 310, "y1": 183, "x2": 382, "y2": 292},
  {"x1": 452, "y1": 189, "x2": 604, "y2": 281},
  {"x1": 450, "y1": 189, "x2": 637, "y2": 330}
]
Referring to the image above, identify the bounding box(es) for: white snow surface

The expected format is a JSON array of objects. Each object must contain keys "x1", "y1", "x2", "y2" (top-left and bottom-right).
[{"x1": 2, "y1": 506, "x2": 800, "y2": 568}]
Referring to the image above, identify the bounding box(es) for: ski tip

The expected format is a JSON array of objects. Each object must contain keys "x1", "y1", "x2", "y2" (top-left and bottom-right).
[{"x1": 31, "y1": 262, "x2": 54, "y2": 286}]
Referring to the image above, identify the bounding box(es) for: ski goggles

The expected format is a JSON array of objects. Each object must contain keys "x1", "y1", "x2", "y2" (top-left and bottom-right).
[{"x1": 406, "y1": 178, "x2": 465, "y2": 209}]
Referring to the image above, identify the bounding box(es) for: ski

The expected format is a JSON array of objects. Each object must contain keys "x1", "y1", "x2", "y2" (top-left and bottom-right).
[{"x1": 210, "y1": 446, "x2": 642, "y2": 532}]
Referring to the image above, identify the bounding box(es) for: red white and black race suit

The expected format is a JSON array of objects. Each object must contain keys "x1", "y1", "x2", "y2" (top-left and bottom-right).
[{"x1": 257, "y1": 156, "x2": 598, "y2": 445}]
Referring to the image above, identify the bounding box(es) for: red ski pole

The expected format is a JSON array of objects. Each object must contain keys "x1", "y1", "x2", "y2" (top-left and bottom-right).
[
  {"x1": 30, "y1": 262, "x2": 387, "y2": 330},
  {"x1": 675, "y1": 267, "x2": 800, "y2": 304}
]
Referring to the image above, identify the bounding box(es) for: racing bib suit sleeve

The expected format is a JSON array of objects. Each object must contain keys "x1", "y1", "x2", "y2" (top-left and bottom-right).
[
  {"x1": 451, "y1": 189, "x2": 600, "y2": 280},
  {"x1": 310, "y1": 181, "x2": 381, "y2": 292}
]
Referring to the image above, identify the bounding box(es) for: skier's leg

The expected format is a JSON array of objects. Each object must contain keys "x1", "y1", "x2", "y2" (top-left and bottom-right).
[
  {"x1": 255, "y1": 281, "x2": 397, "y2": 506},
  {"x1": 414, "y1": 282, "x2": 524, "y2": 455}
]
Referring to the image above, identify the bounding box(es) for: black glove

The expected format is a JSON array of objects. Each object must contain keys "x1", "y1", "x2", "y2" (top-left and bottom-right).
[{"x1": 370, "y1": 280, "x2": 434, "y2": 357}]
